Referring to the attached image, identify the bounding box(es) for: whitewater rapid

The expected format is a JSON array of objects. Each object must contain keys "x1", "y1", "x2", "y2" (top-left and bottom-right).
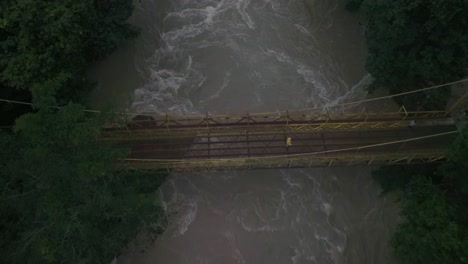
[{"x1": 131, "y1": 0, "x2": 369, "y2": 115}]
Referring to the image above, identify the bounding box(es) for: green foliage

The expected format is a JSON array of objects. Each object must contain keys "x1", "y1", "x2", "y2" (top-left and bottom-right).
[
  {"x1": 0, "y1": 1, "x2": 166, "y2": 263},
  {"x1": 361, "y1": 4, "x2": 468, "y2": 259},
  {"x1": 374, "y1": 129, "x2": 468, "y2": 263},
  {"x1": 0, "y1": 105, "x2": 167, "y2": 264},
  {"x1": 442, "y1": 129, "x2": 468, "y2": 198},
  {"x1": 392, "y1": 177, "x2": 466, "y2": 263},
  {"x1": 440, "y1": 128, "x2": 468, "y2": 233},
  {"x1": 360, "y1": 0, "x2": 468, "y2": 110},
  {"x1": 345, "y1": 0, "x2": 363, "y2": 12},
  {"x1": 0, "y1": 82, "x2": 31, "y2": 126},
  {"x1": 0, "y1": 0, "x2": 137, "y2": 104},
  {"x1": 372, "y1": 164, "x2": 439, "y2": 194}
]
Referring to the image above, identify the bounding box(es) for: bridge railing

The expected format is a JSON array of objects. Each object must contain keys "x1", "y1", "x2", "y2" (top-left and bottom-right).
[
  {"x1": 122, "y1": 149, "x2": 447, "y2": 172},
  {"x1": 102, "y1": 108, "x2": 452, "y2": 140}
]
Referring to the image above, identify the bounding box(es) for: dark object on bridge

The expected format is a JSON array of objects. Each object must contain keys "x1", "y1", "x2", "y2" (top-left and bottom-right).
[
  {"x1": 131, "y1": 115, "x2": 156, "y2": 128},
  {"x1": 132, "y1": 115, "x2": 155, "y2": 121}
]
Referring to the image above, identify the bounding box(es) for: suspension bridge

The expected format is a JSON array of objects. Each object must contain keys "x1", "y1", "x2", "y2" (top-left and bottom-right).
[
  {"x1": 2, "y1": 79, "x2": 468, "y2": 172},
  {"x1": 100, "y1": 78, "x2": 468, "y2": 172},
  {"x1": 102, "y1": 107, "x2": 460, "y2": 172}
]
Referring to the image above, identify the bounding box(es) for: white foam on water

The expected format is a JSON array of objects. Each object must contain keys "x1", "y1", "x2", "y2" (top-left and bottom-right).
[
  {"x1": 156, "y1": 176, "x2": 203, "y2": 238},
  {"x1": 321, "y1": 202, "x2": 332, "y2": 216},
  {"x1": 279, "y1": 191, "x2": 288, "y2": 212},
  {"x1": 223, "y1": 231, "x2": 247, "y2": 264},
  {"x1": 326, "y1": 73, "x2": 373, "y2": 112},
  {"x1": 158, "y1": 189, "x2": 167, "y2": 211},
  {"x1": 177, "y1": 199, "x2": 198, "y2": 235},
  {"x1": 238, "y1": 215, "x2": 279, "y2": 233},
  {"x1": 294, "y1": 23, "x2": 311, "y2": 35},
  {"x1": 291, "y1": 248, "x2": 301, "y2": 264},
  {"x1": 254, "y1": 89, "x2": 264, "y2": 104},
  {"x1": 263, "y1": 48, "x2": 292, "y2": 63},
  {"x1": 236, "y1": 0, "x2": 255, "y2": 29},
  {"x1": 199, "y1": 71, "x2": 231, "y2": 103},
  {"x1": 278, "y1": 169, "x2": 349, "y2": 263},
  {"x1": 132, "y1": 0, "x2": 358, "y2": 115},
  {"x1": 132, "y1": 0, "x2": 234, "y2": 114},
  {"x1": 281, "y1": 170, "x2": 302, "y2": 189},
  {"x1": 297, "y1": 64, "x2": 331, "y2": 103}
]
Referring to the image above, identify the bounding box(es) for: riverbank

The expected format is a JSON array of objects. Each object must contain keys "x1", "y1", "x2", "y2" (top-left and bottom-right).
[{"x1": 0, "y1": 1, "x2": 169, "y2": 263}]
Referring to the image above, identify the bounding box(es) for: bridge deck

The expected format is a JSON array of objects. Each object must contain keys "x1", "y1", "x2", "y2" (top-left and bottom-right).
[
  {"x1": 103, "y1": 110, "x2": 452, "y2": 139},
  {"x1": 110, "y1": 123, "x2": 457, "y2": 171}
]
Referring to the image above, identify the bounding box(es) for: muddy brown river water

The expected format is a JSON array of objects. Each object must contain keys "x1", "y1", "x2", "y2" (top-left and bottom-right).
[{"x1": 91, "y1": 0, "x2": 399, "y2": 263}]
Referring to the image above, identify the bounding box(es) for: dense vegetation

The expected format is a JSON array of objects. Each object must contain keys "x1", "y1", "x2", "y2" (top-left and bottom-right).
[
  {"x1": 373, "y1": 130, "x2": 468, "y2": 263},
  {"x1": 0, "y1": 0, "x2": 137, "y2": 106},
  {"x1": 346, "y1": 0, "x2": 468, "y2": 262},
  {"x1": 348, "y1": 0, "x2": 468, "y2": 110},
  {"x1": 0, "y1": 1, "x2": 168, "y2": 263},
  {"x1": 0, "y1": 105, "x2": 167, "y2": 263}
]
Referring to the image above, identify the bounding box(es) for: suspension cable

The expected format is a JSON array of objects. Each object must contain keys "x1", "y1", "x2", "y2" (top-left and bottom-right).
[
  {"x1": 124, "y1": 130, "x2": 458, "y2": 164},
  {"x1": 1, "y1": 78, "x2": 467, "y2": 116}
]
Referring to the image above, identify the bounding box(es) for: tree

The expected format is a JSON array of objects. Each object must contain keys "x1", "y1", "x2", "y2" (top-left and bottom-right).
[
  {"x1": 440, "y1": 128, "x2": 468, "y2": 237},
  {"x1": 360, "y1": 0, "x2": 468, "y2": 110},
  {"x1": 391, "y1": 177, "x2": 465, "y2": 264},
  {"x1": 0, "y1": 104, "x2": 167, "y2": 263},
  {"x1": 345, "y1": 0, "x2": 363, "y2": 12},
  {"x1": 350, "y1": 1, "x2": 468, "y2": 260},
  {"x1": 372, "y1": 164, "x2": 439, "y2": 194},
  {"x1": 372, "y1": 129, "x2": 468, "y2": 263},
  {"x1": 0, "y1": 1, "x2": 167, "y2": 262},
  {"x1": 0, "y1": 0, "x2": 137, "y2": 105}
]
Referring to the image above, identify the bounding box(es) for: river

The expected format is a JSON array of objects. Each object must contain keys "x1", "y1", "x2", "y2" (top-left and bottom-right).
[{"x1": 91, "y1": 0, "x2": 399, "y2": 263}]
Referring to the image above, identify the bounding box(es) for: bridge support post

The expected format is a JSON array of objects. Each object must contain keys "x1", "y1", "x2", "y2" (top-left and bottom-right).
[
  {"x1": 400, "y1": 106, "x2": 408, "y2": 120},
  {"x1": 205, "y1": 113, "x2": 211, "y2": 158},
  {"x1": 447, "y1": 90, "x2": 468, "y2": 115},
  {"x1": 246, "y1": 112, "x2": 251, "y2": 157},
  {"x1": 165, "y1": 114, "x2": 170, "y2": 134}
]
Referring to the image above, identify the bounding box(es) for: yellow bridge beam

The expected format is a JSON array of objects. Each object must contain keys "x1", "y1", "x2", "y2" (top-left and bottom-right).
[{"x1": 122, "y1": 150, "x2": 446, "y2": 172}]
